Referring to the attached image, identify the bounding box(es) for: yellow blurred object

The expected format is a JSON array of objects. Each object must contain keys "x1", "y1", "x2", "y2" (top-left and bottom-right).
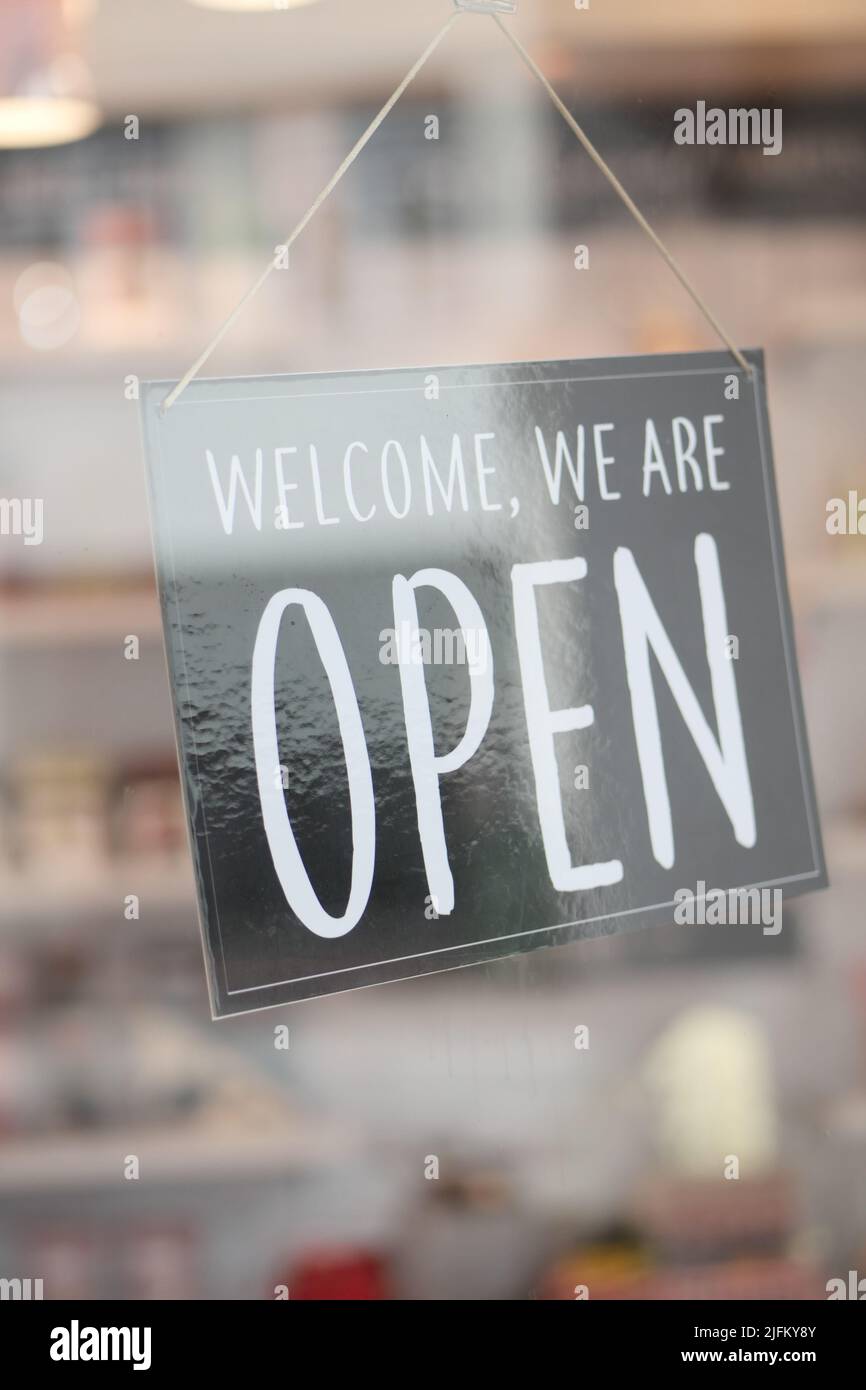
[
  {"x1": 644, "y1": 1007, "x2": 778, "y2": 1179},
  {"x1": 0, "y1": 1, "x2": 100, "y2": 148},
  {"x1": 0, "y1": 94, "x2": 99, "y2": 148}
]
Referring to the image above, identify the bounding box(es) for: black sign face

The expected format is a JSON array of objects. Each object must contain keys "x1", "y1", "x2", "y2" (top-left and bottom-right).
[{"x1": 143, "y1": 351, "x2": 825, "y2": 1018}]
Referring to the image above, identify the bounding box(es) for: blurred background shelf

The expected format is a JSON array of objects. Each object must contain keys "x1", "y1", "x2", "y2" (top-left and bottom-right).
[
  {"x1": 0, "y1": 588, "x2": 162, "y2": 650},
  {"x1": 0, "y1": 857, "x2": 195, "y2": 936},
  {"x1": 0, "y1": 1110, "x2": 344, "y2": 1196}
]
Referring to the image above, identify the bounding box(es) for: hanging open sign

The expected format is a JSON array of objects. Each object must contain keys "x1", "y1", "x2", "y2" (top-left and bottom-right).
[{"x1": 143, "y1": 351, "x2": 825, "y2": 1018}]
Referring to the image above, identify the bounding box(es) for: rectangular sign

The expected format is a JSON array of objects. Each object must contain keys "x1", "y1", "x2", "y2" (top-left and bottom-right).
[{"x1": 142, "y1": 350, "x2": 825, "y2": 1018}]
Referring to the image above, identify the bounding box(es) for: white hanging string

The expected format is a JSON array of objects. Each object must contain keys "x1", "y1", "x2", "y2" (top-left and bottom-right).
[
  {"x1": 163, "y1": 6, "x2": 749, "y2": 413},
  {"x1": 162, "y1": 9, "x2": 461, "y2": 411},
  {"x1": 491, "y1": 14, "x2": 751, "y2": 375}
]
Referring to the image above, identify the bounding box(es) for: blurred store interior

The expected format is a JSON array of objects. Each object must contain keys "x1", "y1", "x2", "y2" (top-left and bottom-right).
[{"x1": 1, "y1": 0, "x2": 866, "y2": 1298}]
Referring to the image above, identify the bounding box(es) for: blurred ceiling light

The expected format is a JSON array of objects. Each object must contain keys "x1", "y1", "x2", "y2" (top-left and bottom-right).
[
  {"x1": 0, "y1": 0, "x2": 100, "y2": 149},
  {"x1": 188, "y1": 1, "x2": 320, "y2": 11},
  {"x1": 14, "y1": 262, "x2": 81, "y2": 350}
]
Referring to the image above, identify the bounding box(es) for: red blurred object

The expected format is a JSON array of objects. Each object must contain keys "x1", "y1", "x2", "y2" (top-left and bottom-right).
[{"x1": 283, "y1": 1248, "x2": 390, "y2": 1301}]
